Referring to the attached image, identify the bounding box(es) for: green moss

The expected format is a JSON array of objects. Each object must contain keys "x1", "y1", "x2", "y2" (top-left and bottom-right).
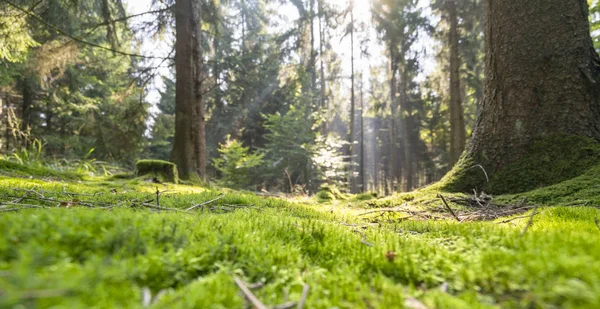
[
  {"x1": 498, "y1": 163, "x2": 600, "y2": 206},
  {"x1": 0, "y1": 160, "x2": 81, "y2": 180},
  {"x1": 106, "y1": 172, "x2": 135, "y2": 180},
  {"x1": 440, "y1": 135, "x2": 600, "y2": 194},
  {"x1": 2, "y1": 174, "x2": 600, "y2": 308},
  {"x1": 316, "y1": 183, "x2": 347, "y2": 202},
  {"x1": 1, "y1": 168, "x2": 600, "y2": 307},
  {"x1": 135, "y1": 159, "x2": 179, "y2": 183},
  {"x1": 351, "y1": 192, "x2": 378, "y2": 201}
]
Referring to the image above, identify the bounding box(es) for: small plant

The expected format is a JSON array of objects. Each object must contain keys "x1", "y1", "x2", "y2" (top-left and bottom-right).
[
  {"x1": 213, "y1": 137, "x2": 263, "y2": 189},
  {"x1": 9, "y1": 138, "x2": 44, "y2": 167}
]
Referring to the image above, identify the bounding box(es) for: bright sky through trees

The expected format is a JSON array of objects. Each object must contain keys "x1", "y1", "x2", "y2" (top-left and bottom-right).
[{"x1": 126, "y1": 0, "x2": 435, "y2": 110}]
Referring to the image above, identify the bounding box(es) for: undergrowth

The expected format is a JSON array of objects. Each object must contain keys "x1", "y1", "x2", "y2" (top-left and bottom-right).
[{"x1": 1, "y1": 161, "x2": 599, "y2": 308}]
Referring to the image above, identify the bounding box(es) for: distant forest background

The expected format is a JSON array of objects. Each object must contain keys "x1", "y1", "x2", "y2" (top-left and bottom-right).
[{"x1": 2, "y1": 0, "x2": 600, "y2": 194}]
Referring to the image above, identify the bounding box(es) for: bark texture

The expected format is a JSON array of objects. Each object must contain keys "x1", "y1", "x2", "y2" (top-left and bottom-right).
[
  {"x1": 465, "y1": 0, "x2": 600, "y2": 175},
  {"x1": 191, "y1": 0, "x2": 206, "y2": 179},
  {"x1": 171, "y1": 0, "x2": 196, "y2": 180},
  {"x1": 448, "y1": 0, "x2": 466, "y2": 164}
]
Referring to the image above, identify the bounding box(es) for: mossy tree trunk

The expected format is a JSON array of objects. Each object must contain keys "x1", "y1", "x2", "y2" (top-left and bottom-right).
[{"x1": 463, "y1": 0, "x2": 600, "y2": 181}]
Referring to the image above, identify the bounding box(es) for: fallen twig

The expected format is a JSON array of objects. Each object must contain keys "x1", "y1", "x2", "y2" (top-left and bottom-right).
[
  {"x1": 496, "y1": 214, "x2": 532, "y2": 224},
  {"x1": 186, "y1": 194, "x2": 225, "y2": 212},
  {"x1": 594, "y1": 218, "x2": 600, "y2": 231},
  {"x1": 438, "y1": 194, "x2": 460, "y2": 222},
  {"x1": 139, "y1": 203, "x2": 186, "y2": 212},
  {"x1": 465, "y1": 164, "x2": 490, "y2": 184},
  {"x1": 273, "y1": 302, "x2": 297, "y2": 309},
  {"x1": 233, "y1": 276, "x2": 269, "y2": 309},
  {"x1": 358, "y1": 207, "x2": 408, "y2": 217},
  {"x1": 352, "y1": 229, "x2": 374, "y2": 247},
  {"x1": 521, "y1": 204, "x2": 539, "y2": 236},
  {"x1": 297, "y1": 284, "x2": 310, "y2": 309}
]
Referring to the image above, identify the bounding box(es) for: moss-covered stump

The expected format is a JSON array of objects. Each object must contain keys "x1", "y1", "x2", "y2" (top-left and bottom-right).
[
  {"x1": 316, "y1": 184, "x2": 347, "y2": 201},
  {"x1": 440, "y1": 135, "x2": 600, "y2": 194},
  {"x1": 135, "y1": 160, "x2": 179, "y2": 183}
]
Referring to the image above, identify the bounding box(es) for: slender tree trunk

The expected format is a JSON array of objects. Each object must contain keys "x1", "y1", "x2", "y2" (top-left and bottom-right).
[
  {"x1": 309, "y1": 0, "x2": 317, "y2": 102},
  {"x1": 359, "y1": 75, "x2": 366, "y2": 192},
  {"x1": 171, "y1": 0, "x2": 196, "y2": 180},
  {"x1": 21, "y1": 77, "x2": 34, "y2": 147},
  {"x1": 348, "y1": 0, "x2": 356, "y2": 193},
  {"x1": 399, "y1": 65, "x2": 413, "y2": 191},
  {"x1": 463, "y1": 0, "x2": 600, "y2": 179},
  {"x1": 191, "y1": 0, "x2": 206, "y2": 179},
  {"x1": 448, "y1": 0, "x2": 465, "y2": 164},
  {"x1": 318, "y1": 0, "x2": 327, "y2": 134},
  {"x1": 388, "y1": 45, "x2": 400, "y2": 191}
]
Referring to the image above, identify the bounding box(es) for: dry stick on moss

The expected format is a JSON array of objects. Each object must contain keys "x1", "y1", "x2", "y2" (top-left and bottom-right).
[
  {"x1": 273, "y1": 302, "x2": 298, "y2": 309},
  {"x1": 358, "y1": 203, "x2": 408, "y2": 216},
  {"x1": 6, "y1": 195, "x2": 109, "y2": 208},
  {"x1": 520, "y1": 204, "x2": 539, "y2": 236},
  {"x1": 233, "y1": 276, "x2": 269, "y2": 309},
  {"x1": 438, "y1": 194, "x2": 461, "y2": 222},
  {"x1": 352, "y1": 229, "x2": 374, "y2": 247},
  {"x1": 298, "y1": 284, "x2": 310, "y2": 309},
  {"x1": 594, "y1": 218, "x2": 600, "y2": 231},
  {"x1": 139, "y1": 203, "x2": 187, "y2": 213},
  {"x1": 186, "y1": 194, "x2": 225, "y2": 212},
  {"x1": 465, "y1": 164, "x2": 490, "y2": 184},
  {"x1": 156, "y1": 187, "x2": 160, "y2": 206},
  {"x1": 496, "y1": 214, "x2": 533, "y2": 224}
]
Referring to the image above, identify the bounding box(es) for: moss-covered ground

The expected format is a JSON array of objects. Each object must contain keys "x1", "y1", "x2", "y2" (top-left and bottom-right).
[{"x1": 1, "y1": 161, "x2": 600, "y2": 308}]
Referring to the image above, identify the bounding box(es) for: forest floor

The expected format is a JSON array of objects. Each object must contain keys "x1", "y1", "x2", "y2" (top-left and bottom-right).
[{"x1": 1, "y1": 162, "x2": 600, "y2": 308}]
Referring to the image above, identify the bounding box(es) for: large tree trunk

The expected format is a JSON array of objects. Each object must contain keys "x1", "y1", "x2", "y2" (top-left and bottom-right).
[
  {"x1": 171, "y1": 0, "x2": 196, "y2": 180},
  {"x1": 448, "y1": 0, "x2": 466, "y2": 164},
  {"x1": 462, "y1": 0, "x2": 600, "y2": 182}
]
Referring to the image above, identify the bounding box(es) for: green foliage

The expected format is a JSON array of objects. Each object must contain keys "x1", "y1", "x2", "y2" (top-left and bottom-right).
[
  {"x1": 136, "y1": 160, "x2": 179, "y2": 183},
  {"x1": 262, "y1": 106, "x2": 349, "y2": 193},
  {"x1": 212, "y1": 137, "x2": 263, "y2": 189},
  {"x1": 8, "y1": 139, "x2": 45, "y2": 167},
  {"x1": 1, "y1": 0, "x2": 148, "y2": 164},
  {"x1": 440, "y1": 135, "x2": 600, "y2": 194},
  {"x1": 0, "y1": 8, "x2": 38, "y2": 62},
  {"x1": 590, "y1": 0, "x2": 600, "y2": 51},
  {"x1": 262, "y1": 106, "x2": 315, "y2": 191}
]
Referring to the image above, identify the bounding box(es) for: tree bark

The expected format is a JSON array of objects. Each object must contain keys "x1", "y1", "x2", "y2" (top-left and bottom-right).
[
  {"x1": 359, "y1": 74, "x2": 366, "y2": 192},
  {"x1": 191, "y1": 0, "x2": 206, "y2": 179},
  {"x1": 448, "y1": 0, "x2": 466, "y2": 164},
  {"x1": 318, "y1": 0, "x2": 327, "y2": 134},
  {"x1": 171, "y1": 0, "x2": 196, "y2": 180},
  {"x1": 388, "y1": 44, "x2": 400, "y2": 191},
  {"x1": 399, "y1": 64, "x2": 413, "y2": 191},
  {"x1": 465, "y1": 0, "x2": 600, "y2": 174},
  {"x1": 349, "y1": 0, "x2": 357, "y2": 193}
]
